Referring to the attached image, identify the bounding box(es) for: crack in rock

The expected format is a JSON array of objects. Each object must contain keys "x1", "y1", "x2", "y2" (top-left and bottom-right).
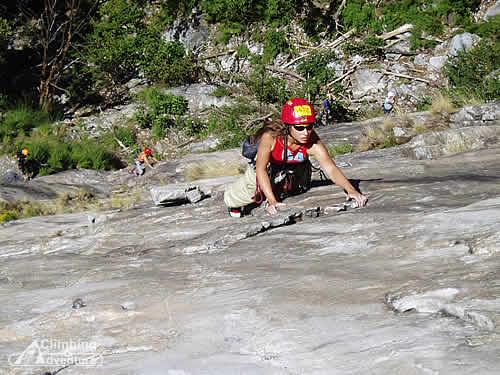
[{"x1": 181, "y1": 206, "x2": 322, "y2": 254}]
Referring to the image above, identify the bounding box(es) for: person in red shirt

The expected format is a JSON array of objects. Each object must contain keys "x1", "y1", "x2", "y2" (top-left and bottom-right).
[
  {"x1": 224, "y1": 98, "x2": 367, "y2": 217},
  {"x1": 130, "y1": 147, "x2": 158, "y2": 176}
]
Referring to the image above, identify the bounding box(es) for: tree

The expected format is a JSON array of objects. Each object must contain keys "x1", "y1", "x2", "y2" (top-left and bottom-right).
[{"x1": 19, "y1": 0, "x2": 102, "y2": 111}]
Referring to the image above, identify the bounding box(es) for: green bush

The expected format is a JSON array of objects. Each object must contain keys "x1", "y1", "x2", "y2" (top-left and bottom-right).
[
  {"x1": 341, "y1": 1, "x2": 480, "y2": 49},
  {"x1": 84, "y1": 0, "x2": 195, "y2": 86},
  {"x1": 139, "y1": 35, "x2": 195, "y2": 85},
  {"x1": 329, "y1": 143, "x2": 353, "y2": 157},
  {"x1": 343, "y1": 36, "x2": 385, "y2": 57},
  {"x1": 0, "y1": 107, "x2": 51, "y2": 140},
  {"x1": 465, "y1": 15, "x2": 500, "y2": 39},
  {"x1": 71, "y1": 139, "x2": 122, "y2": 170},
  {"x1": 215, "y1": 22, "x2": 246, "y2": 44},
  {"x1": 0, "y1": 17, "x2": 12, "y2": 64},
  {"x1": 0, "y1": 18, "x2": 11, "y2": 39},
  {"x1": 151, "y1": 121, "x2": 166, "y2": 140},
  {"x1": 445, "y1": 40, "x2": 500, "y2": 102},
  {"x1": 266, "y1": 0, "x2": 298, "y2": 26},
  {"x1": 342, "y1": 1, "x2": 382, "y2": 33},
  {"x1": 205, "y1": 113, "x2": 246, "y2": 149},
  {"x1": 0, "y1": 210, "x2": 19, "y2": 223},
  {"x1": 138, "y1": 88, "x2": 189, "y2": 116},
  {"x1": 9, "y1": 131, "x2": 124, "y2": 176},
  {"x1": 236, "y1": 44, "x2": 251, "y2": 58},
  {"x1": 247, "y1": 67, "x2": 290, "y2": 105},
  {"x1": 113, "y1": 125, "x2": 137, "y2": 148},
  {"x1": 201, "y1": 102, "x2": 259, "y2": 149},
  {"x1": 212, "y1": 86, "x2": 232, "y2": 98},
  {"x1": 263, "y1": 30, "x2": 290, "y2": 63},
  {"x1": 135, "y1": 88, "x2": 189, "y2": 131},
  {"x1": 297, "y1": 51, "x2": 338, "y2": 101},
  {"x1": 201, "y1": 0, "x2": 266, "y2": 24},
  {"x1": 0, "y1": 94, "x2": 9, "y2": 109}
]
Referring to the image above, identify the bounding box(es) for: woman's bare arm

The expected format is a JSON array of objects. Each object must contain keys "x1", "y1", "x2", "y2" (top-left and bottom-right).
[
  {"x1": 255, "y1": 133, "x2": 279, "y2": 205},
  {"x1": 309, "y1": 140, "x2": 367, "y2": 207}
]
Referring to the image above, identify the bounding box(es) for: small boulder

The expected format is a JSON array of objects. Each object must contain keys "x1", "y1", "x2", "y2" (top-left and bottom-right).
[
  {"x1": 150, "y1": 185, "x2": 209, "y2": 206},
  {"x1": 448, "y1": 32, "x2": 481, "y2": 57}
]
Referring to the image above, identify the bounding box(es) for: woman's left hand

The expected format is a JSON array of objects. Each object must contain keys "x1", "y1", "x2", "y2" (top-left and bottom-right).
[{"x1": 347, "y1": 191, "x2": 368, "y2": 208}]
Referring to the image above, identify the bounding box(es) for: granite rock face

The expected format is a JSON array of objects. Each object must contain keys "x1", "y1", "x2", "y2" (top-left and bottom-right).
[{"x1": 1, "y1": 116, "x2": 499, "y2": 374}]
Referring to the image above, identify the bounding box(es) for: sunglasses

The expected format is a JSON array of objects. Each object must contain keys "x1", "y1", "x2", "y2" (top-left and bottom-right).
[{"x1": 291, "y1": 124, "x2": 314, "y2": 132}]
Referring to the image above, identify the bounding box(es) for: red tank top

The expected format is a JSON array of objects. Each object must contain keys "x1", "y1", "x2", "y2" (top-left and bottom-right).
[{"x1": 270, "y1": 136, "x2": 310, "y2": 165}]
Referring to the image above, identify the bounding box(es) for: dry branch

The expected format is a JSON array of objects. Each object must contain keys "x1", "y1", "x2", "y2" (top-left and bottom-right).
[
  {"x1": 113, "y1": 137, "x2": 129, "y2": 152},
  {"x1": 381, "y1": 70, "x2": 430, "y2": 83},
  {"x1": 197, "y1": 50, "x2": 236, "y2": 61},
  {"x1": 244, "y1": 112, "x2": 274, "y2": 131},
  {"x1": 266, "y1": 66, "x2": 306, "y2": 81},
  {"x1": 282, "y1": 28, "x2": 355, "y2": 69},
  {"x1": 333, "y1": 0, "x2": 348, "y2": 30},
  {"x1": 326, "y1": 62, "x2": 361, "y2": 88},
  {"x1": 378, "y1": 24, "x2": 414, "y2": 41},
  {"x1": 178, "y1": 137, "x2": 196, "y2": 148}
]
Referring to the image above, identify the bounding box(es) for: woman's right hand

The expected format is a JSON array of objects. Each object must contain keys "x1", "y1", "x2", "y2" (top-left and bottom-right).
[{"x1": 266, "y1": 202, "x2": 286, "y2": 215}]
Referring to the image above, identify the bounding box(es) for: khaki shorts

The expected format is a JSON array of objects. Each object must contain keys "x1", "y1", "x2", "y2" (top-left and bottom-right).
[{"x1": 223, "y1": 166, "x2": 257, "y2": 208}]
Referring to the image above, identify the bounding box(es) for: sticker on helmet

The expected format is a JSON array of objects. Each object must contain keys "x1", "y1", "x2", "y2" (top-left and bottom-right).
[{"x1": 293, "y1": 105, "x2": 312, "y2": 117}]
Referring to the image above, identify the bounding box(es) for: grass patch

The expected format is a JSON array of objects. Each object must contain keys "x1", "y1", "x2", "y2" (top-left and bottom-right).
[
  {"x1": 357, "y1": 117, "x2": 412, "y2": 151},
  {"x1": 360, "y1": 107, "x2": 384, "y2": 120},
  {"x1": 184, "y1": 160, "x2": 246, "y2": 181},
  {"x1": 212, "y1": 86, "x2": 232, "y2": 98},
  {"x1": 0, "y1": 106, "x2": 51, "y2": 140},
  {"x1": 0, "y1": 187, "x2": 145, "y2": 224},
  {"x1": 356, "y1": 106, "x2": 460, "y2": 152},
  {"x1": 430, "y1": 93, "x2": 456, "y2": 116},
  {"x1": 329, "y1": 143, "x2": 353, "y2": 157}
]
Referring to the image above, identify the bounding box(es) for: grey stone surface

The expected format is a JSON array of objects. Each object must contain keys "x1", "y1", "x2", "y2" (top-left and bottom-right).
[
  {"x1": 450, "y1": 102, "x2": 500, "y2": 128},
  {"x1": 162, "y1": 12, "x2": 209, "y2": 53},
  {"x1": 429, "y1": 55, "x2": 448, "y2": 71},
  {"x1": 165, "y1": 84, "x2": 234, "y2": 113},
  {"x1": 405, "y1": 126, "x2": 500, "y2": 160},
  {"x1": 150, "y1": 184, "x2": 208, "y2": 206},
  {"x1": 186, "y1": 136, "x2": 221, "y2": 153},
  {"x1": 448, "y1": 32, "x2": 481, "y2": 56},
  {"x1": 393, "y1": 126, "x2": 408, "y2": 137},
  {"x1": 414, "y1": 53, "x2": 429, "y2": 66},
  {"x1": 78, "y1": 103, "x2": 139, "y2": 135},
  {"x1": 1, "y1": 114, "x2": 500, "y2": 375},
  {"x1": 485, "y1": 1, "x2": 500, "y2": 19},
  {"x1": 351, "y1": 69, "x2": 385, "y2": 99}
]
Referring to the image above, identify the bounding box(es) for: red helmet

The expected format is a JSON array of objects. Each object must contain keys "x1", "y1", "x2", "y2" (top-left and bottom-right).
[
  {"x1": 144, "y1": 147, "x2": 153, "y2": 156},
  {"x1": 281, "y1": 98, "x2": 316, "y2": 125}
]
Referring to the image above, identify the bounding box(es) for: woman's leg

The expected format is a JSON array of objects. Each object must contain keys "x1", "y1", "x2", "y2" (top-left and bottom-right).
[{"x1": 224, "y1": 166, "x2": 257, "y2": 208}]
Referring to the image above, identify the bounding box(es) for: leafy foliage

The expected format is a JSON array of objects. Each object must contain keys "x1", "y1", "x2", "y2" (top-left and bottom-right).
[
  {"x1": 135, "y1": 88, "x2": 189, "y2": 132},
  {"x1": 201, "y1": 0, "x2": 265, "y2": 24},
  {"x1": 445, "y1": 40, "x2": 500, "y2": 102},
  {"x1": 263, "y1": 30, "x2": 290, "y2": 63},
  {"x1": 297, "y1": 51, "x2": 338, "y2": 100},
  {"x1": 329, "y1": 143, "x2": 353, "y2": 157},
  {"x1": 464, "y1": 15, "x2": 500, "y2": 40},
  {"x1": 84, "y1": 0, "x2": 195, "y2": 88},
  {"x1": 113, "y1": 125, "x2": 137, "y2": 148},
  {"x1": 343, "y1": 36, "x2": 385, "y2": 57},
  {"x1": 247, "y1": 67, "x2": 290, "y2": 104},
  {"x1": 0, "y1": 107, "x2": 51, "y2": 140},
  {"x1": 342, "y1": 0, "x2": 382, "y2": 33},
  {"x1": 341, "y1": 0, "x2": 481, "y2": 48},
  {"x1": 266, "y1": 0, "x2": 298, "y2": 27}
]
